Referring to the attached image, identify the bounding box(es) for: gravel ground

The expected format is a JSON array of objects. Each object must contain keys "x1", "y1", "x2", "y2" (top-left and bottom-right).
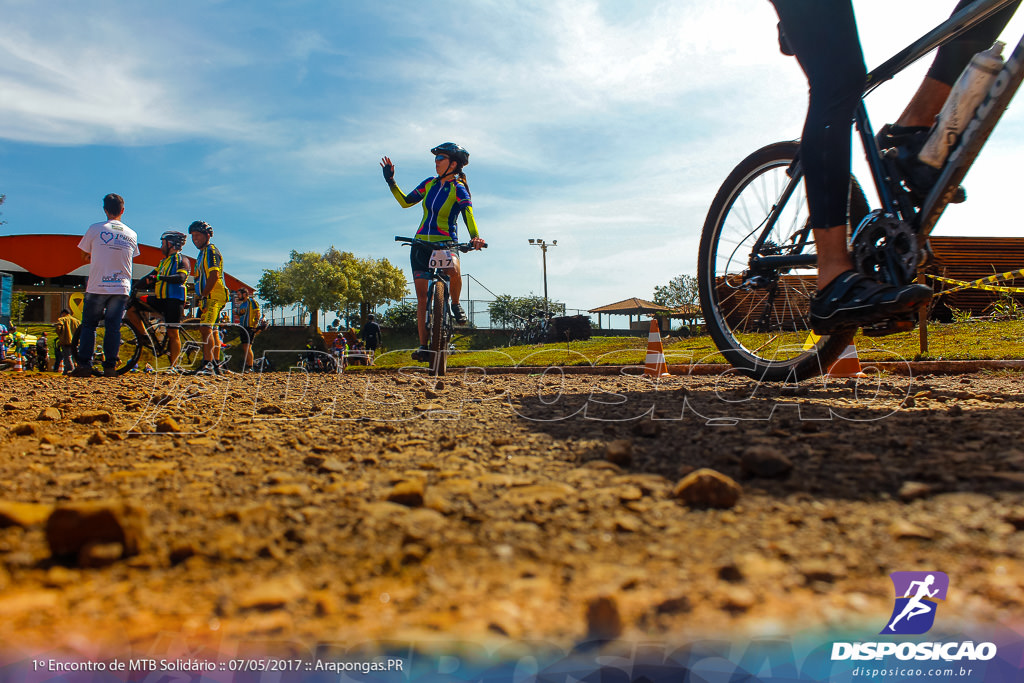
[{"x1": 0, "y1": 367, "x2": 1022, "y2": 658}]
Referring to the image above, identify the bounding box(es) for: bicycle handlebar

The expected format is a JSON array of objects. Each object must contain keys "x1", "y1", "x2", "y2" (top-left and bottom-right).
[{"x1": 394, "y1": 236, "x2": 488, "y2": 252}]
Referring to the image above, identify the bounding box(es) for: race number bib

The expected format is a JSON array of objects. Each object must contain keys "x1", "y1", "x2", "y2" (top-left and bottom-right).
[{"x1": 427, "y1": 250, "x2": 456, "y2": 269}]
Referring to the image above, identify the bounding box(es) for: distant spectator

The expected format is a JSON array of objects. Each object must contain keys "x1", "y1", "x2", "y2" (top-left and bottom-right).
[
  {"x1": 71, "y1": 193, "x2": 140, "y2": 378},
  {"x1": 35, "y1": 333, "x2": 49, "y2": 372},
  {"x1": 54, "y1": 308, "x2": 80, "y2": 374},
  {"x1": 331, "y1": 333, "x2": 347, "y2": 370},
  {"x1": 360, "y1": 314, "x2": 381, "y2": 363}
]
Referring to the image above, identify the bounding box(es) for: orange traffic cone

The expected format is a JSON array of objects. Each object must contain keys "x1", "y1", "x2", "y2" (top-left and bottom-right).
[
  {"x1": 644, "y1": 318, "x2": 670, "y2": 377},
  {"x1": 827, "y1": 343, "x2": 867, "y2": 378},
  {"x1": 12, "y1": 353, "x2": 23, "y2": 373}
]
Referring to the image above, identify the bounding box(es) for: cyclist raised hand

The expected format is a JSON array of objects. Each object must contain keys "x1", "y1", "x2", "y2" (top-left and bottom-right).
[
  {"x1": 769, "y1": 0, "x2": 1017, "y2": 335},
  {"x1": 381, "y1": 142, "x2": 485, "y2": 359}
]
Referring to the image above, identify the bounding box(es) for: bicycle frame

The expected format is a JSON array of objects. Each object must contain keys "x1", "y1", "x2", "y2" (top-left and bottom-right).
[{"x1": 752, "y1": 0, "x2": 1023, "y2": 276}]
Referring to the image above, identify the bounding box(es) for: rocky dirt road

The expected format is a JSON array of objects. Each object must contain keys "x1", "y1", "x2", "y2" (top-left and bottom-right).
[{"x1": 0, "y1": 367, "x2": 1022, "y2": 660}]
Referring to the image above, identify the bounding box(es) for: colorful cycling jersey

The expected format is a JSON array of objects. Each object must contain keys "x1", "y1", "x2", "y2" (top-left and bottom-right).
[
  {"x1": 236, "y1": 298, "x2": 261, "y2": 328},
  {"x1": 152, "y1": 253, "x2": 188, "y2": 301},
  {"x1": 196, "y1": 244, "x2": 228, "y2": 303},
  {"x1": 390, "y1": 177, "x2": 479, "y2": 243}
]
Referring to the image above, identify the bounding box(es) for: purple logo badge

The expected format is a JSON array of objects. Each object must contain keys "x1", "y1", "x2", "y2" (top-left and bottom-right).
[{"x1": 881, "y1": 571, "x2": 949, "y2": 635}]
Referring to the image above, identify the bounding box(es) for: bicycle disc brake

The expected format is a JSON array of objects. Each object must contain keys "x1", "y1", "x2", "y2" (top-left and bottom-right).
[{"x1": 851, "y1": 210, "x2": 917, "y2": 286}]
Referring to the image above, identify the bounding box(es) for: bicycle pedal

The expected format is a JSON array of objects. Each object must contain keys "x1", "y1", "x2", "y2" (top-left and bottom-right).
[{"x1": 861, "y1": 319, "x2": 916, "y2": 337}]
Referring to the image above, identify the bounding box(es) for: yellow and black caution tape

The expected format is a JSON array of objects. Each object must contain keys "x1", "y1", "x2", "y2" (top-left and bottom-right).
[{"x1": 927, "y1": 269, "x2": 1024, "y2": 296}]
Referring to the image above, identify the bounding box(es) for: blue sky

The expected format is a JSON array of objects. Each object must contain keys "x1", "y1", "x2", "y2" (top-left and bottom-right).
[{"x1": 1, "y1": 0, "x2": 1022, "y2": 315}]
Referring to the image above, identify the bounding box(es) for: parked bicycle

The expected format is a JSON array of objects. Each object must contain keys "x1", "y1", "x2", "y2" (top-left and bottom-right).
[
  {"x1": 297, "y1": 351, "x2": 338, "y2": 373},
  {"x1": 697, "y1": 0, "x2": 1022, "y2": 381},
  {"x1": 395, "y1": 236, "x2": 487, "y2": 376},
  {"x1": 70, "y1": 288, "x2": 205, "y2": 376},
  {"x1": 508, "y1": 309, "x2": 555, "y2": 346}
]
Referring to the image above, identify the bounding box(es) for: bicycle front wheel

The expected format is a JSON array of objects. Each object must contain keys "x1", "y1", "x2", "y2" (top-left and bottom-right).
[
  {"x1": 429, "y1": 282, "x2": 448, "y2": 377},
  {"x1": 697, "y1": 141, "x2": 864, "y2": 382},
  {"x1": 70, "y1": 320, "x2": 147, "y2": 376}
]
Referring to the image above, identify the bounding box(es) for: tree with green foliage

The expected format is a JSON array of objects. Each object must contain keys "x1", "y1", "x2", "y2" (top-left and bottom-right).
[
  {"x1": 9, "y1": 291, "x2": 27, "y2": 325},
  {"x1": 330, "y1": 252, "x2": 407, "y2": 324},
  {"x1": 653, "y1": 273, "x2": 699, "y2": 308},
  {"x1": 258, "y1": 250, "x2": 348, "y2": 331},
  {"x1": 488, "y1": 294, "x2": 565, "y2": 328},
  {"x1": 380, "y1": 300, "x2": 417, "y2": 331}
]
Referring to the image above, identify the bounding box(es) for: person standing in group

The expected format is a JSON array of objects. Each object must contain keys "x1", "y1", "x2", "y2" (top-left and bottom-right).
[
  {"x1": 331, "y1": 332, "x2": 347, "y2": 370},
  {"x1": 234, "y1": 288, "x2": 262, "y2": 372},
  {"x1": 71, "y1": 193, "x2": 140, "y2": 377},
  {"x1": 137, "y1": 231, "x2": 190, "y2": 370},
  {"x1": 380, "y1": 142, "x2": 485, "y2": 361},
  {"x1": 360, "y1": 313, "x2": 381, "y2": 363},
  {"x1": 35, "y1": 332, "x2": 49, "y2": 372},
  {"x1": 188, "y1": 220, "x2": 228, "y2": 375}
]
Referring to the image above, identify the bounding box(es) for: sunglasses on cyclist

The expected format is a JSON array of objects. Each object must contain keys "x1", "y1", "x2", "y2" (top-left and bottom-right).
[{"x1": 434, "y1": 155, "x2": 450, "y2": 162}]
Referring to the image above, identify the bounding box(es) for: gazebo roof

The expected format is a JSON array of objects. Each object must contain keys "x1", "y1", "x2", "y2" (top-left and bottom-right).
[{"x1": 588, "y1": 297, "x2": 673, "y2": 315}]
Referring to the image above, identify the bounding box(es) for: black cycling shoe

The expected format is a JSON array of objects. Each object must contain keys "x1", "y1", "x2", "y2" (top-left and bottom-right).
[
  {"x1": 876, "y1": 124, "x2": 966, "y2": 206},
  {"x1": 410, "y1": 346, "x2": 429, "y2": 362},
  {"x1": 451, "y1": 303, "x2": 469, "y2": 325},
  {"x1": 809, "y1": 271, "x2": 933, "y2": 335}
]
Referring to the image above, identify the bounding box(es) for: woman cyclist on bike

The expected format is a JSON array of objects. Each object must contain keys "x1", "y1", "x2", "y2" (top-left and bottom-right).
[{"x1": 381, "y1": 142, "x2": 485, "y2": 360}]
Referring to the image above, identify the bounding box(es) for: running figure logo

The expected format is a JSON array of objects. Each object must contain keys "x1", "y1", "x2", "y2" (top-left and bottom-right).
[{"x1": 881, "y1": 571, "x2": 949, "y2": 635}]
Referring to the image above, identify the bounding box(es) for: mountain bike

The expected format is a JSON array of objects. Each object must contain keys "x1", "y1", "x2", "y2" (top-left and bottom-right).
[
  {"x1": 697, "y1": 0, "x2": 1023, "y2": 382},
  {"x1": 395, "y1": 236, "x2": 487, "y2": 376},
  {"x1": 70, "y1": 289, "x2": 205, "y2": 376}
]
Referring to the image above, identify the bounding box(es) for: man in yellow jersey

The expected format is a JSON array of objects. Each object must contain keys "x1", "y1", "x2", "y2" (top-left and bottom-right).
[
  {"x1": 137, "y1": 230, "x2": 189, "y2": 369},
  {"x1": 188, "y1": 220, "x2": 228, "y2": 375},
  {"x1": 234, "y1": 288, "x2": 263, "y2": 372}
]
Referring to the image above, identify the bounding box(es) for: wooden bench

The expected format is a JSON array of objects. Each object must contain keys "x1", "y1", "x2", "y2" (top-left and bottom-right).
[{"x1": 925, "y1": 236, "x2": 1024, "y2": 318}]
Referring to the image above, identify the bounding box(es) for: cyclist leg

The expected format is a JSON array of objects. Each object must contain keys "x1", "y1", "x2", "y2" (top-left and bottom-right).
[
  {"x1": 444, "y1": 256, "x2": 469, "y2": 324},
  {"x1": 771, "y1": 0, "x2": 865, "y2": 288},
  {"x1": 414, "y1": 277, "x2": 429, "y2": 347},
  {"x1": 158, "y1": 298, "x2": 184, "y2": 366},
  {"x1": 100, "y1": 294, "x2": 130, "y2": 372},
  {"x1": 410, "y1": 242, "x2": 433, "y2": 355},
  {"x1": 869, "y1": 1, "x2": 1021, "y2": 133},
  {"x1": 198, "y1": 299, "x2": 225, "y2": 368},
  {"x1": 772, "y1": 0, "x2": 933, "y2": 333}
]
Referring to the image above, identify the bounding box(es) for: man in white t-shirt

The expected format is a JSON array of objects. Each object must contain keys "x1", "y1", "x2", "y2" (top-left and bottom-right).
[{"x1": 70, "y1": 193, "x2": 140, "y2": 377}]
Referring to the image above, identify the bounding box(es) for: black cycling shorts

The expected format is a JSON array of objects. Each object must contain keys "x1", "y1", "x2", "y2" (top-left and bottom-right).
[
  {"x1": 147, "y1": 297, "x2": 184, "y2": 326},
  {"x1": 410, "y1": 240, "x2": 457, "y2": 279},
  {"x1": 240, "y1": 327, "x2": 255, "y2": 345}
]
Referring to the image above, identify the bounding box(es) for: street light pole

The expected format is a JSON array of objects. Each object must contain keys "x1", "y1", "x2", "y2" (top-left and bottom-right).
[{"x1": 528, "y1": 238, "x2": 557, "y2": 315}]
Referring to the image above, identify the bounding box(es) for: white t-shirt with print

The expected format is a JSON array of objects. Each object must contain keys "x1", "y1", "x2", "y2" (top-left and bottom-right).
[{"x1": 78, "y1": 219, "x2": 140, "y2": 295}]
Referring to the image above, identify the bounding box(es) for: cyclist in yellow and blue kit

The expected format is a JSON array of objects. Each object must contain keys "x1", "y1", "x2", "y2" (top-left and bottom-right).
[
  {"x1": 188, "y1": 220, "x2": 228, "y2": 375},
  {"x1": 234, "y1": 287, "x2": 262, "y2": 372},
  {"x1": 381, "y1": 142, "x2": 485, "y2": 360},
  {"x1": 138, "y1": 230, "x2": 189, "y2": 368}
]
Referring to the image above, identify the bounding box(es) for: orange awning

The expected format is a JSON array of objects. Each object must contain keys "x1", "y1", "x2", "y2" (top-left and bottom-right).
[{"x1": 0, "y1": 234, "x2": 251, "y2": 290}]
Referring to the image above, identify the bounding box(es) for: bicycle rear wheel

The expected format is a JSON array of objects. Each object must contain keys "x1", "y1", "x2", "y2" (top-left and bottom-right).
[
  {"x1": 70, "y1": 320, "x2": 147, "y2": 376},
  {"x1": 697, "y1": 141, "x2": 865, "y2": 382},
  {"x1": 429, "y1": 282, "x2": 448, "y2": 377}
]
